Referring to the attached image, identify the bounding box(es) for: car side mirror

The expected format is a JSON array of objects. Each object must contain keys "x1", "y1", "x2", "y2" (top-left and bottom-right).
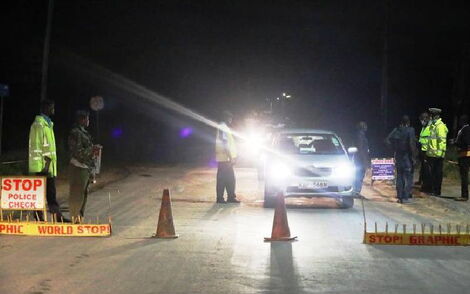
[{"x1": 347, "y1": 147, "x2": 358, "y2": 154}]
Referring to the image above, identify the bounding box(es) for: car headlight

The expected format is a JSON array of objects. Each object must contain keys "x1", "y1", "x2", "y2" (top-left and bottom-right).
[
  {"x1": 268, "y1": 162, "x2": 292, "y2": 180},
  {"x1": 333, "y1": 163, "x2": 355, "y2": 179}
]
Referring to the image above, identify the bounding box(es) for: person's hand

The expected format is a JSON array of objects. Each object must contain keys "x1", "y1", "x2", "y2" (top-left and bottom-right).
[
  {"x1": 42, "y1": 157, "x2": 51, "y2": 174},
  {"x1": 92, "y1": 145, "x2": 102, "y2": 158}
]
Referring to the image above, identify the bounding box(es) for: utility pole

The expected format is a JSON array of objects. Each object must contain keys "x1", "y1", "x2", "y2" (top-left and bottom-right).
[
  {"x1": 380, "y1": 0, "x2": 390, "y2": 134},
  {"x1": 40, "y1": 0, "x2": 54, "y2": 102}
]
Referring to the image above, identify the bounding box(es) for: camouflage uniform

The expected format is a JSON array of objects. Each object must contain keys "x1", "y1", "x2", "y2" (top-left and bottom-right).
[{"x1": 68, "y1": 124, "x2": 95, "y2": 221}]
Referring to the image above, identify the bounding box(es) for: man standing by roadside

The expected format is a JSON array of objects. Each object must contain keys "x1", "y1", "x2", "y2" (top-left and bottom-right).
[
  {"x1": 215, "y1": 111, "x2": 239, "y2": 204},
  {"x1": 386, "y1": 115, "x2": 418, "y2": 203},
  {"x1": 68, "y1": 110, "x2": 101, "y2": 222},
  {"x1": 353, "y1": 121, "x2": 370, "y2": 196},
  {"x1": 452, "y1": 115, "x2": 470, "y2": 201},
  {"x1": 426, "y1": 108, "x2": 448, "y2": 196},
  {"x1": 29, "y1": 99, "x2": 69, "y2": 222}
]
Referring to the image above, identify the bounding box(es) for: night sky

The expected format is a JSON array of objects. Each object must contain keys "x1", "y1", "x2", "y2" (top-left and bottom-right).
[{"x1": 1, "y1": 0, "x2": 469, "y2": 162}]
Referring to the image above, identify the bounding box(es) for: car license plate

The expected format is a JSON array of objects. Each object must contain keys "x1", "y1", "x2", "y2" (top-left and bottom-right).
[{"x1": 298, "y1": 181, "x2": 328, "y2": 189}]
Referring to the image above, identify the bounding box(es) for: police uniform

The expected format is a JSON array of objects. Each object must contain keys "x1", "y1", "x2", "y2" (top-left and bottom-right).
[
  {"x1": 68, "y1": 124, "x2": 95, "y2": 221},
  {"x1": 426, "y1": 108, "x2": 448, "y2": 196},
  {"x1": 418, "y1": 120, "x2": 431, "y2": 192},
  {"x1": 215, "y1": 120, "x2": 238, "y2": 203},
  {"x1": 29, "y1": 114, "x2": 67, "y2": 221}
]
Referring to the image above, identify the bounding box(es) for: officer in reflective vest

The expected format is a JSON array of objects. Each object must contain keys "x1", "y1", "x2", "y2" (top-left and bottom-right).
[
  {"x1": 29, "y1": 99, "x2": 69, "y2": 222},
  {"x1": 215, "y1": 111, "x2": 239, "y2": 203},
  {"x1": 418, "y1": 112, "x2": 431, "y2": 193},
  {"x1": 426, "y1": 108, "x2": 448, "y2": 196}
]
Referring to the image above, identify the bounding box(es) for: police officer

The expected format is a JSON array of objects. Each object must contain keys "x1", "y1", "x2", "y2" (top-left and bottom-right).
[
  {"x1": 353, "y1": 121, "x2": 370, "y2": 196},
  {"x1": 417, "y1": 112, "x2": 431, "y2": 193},
  {"x1": 452, "y1": 115, "x2": 470, "y2": 201},
  {"x1": 29, "y1": 99, "x2": 69, "y2": 222},
  {"x1": 68, "y1": 110, "x2": 101, "y2": 222},
  {"x1": 215, "y1": 111, "x2": 239, "y2": 203},
  {"x1": 426, "y1": 108, "x2": 448, "y2": 196},
  {"x1": 386, "y1": 115, "x2": 418, "y2": 203}
]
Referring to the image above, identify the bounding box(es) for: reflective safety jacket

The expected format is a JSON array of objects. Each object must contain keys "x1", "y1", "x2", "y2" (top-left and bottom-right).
[
  {"x1": 215, "y1": 122, "x2": 237, "y2": 162},
  {"x1": 426, "y1": 118, "x2": 448, "y2": 158},
  {"x1": 419, "y1": 123, "x2": 431, "y2": 151},
  {"x1": 29, "y1": 115, "x2": 57, "y2": 177}
]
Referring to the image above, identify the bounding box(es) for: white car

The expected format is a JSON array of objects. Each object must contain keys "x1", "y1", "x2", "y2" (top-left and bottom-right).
[{"x1": 264, "y1": 129, "x2": 357, "y2": 208}]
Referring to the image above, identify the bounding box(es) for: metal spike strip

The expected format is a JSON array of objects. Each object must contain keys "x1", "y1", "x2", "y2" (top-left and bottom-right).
[
  {"x1": 447, "y1": 224, "x2": 451, "y2": 234},
  {"x1": 421, "y1": 224, "x2": 425, "y2": 234},
  {"x1": 430, "y1": 224, "x2": 434, "y2": 235},
  {"x1": 394, "y1": 224, "x2": 399, "y2": 234},
  {"x1": 403, "y1": 224, "x2": 406, "y2": 234},
  {"x1": 457, "y1": 225, "x2": 461, "y2": 234},
  {"x1": 375, "y1": 222, "x2": 377, "y2": 233},
  {"x1": 439, "y1": 224, "x2": 442, "y2": 235},
  {"x1": 385, "y1": 222, "x2": 388, "y2": 234},
  {"x1": 413, "y1": 224, "x2": 416, "y2": 234}
]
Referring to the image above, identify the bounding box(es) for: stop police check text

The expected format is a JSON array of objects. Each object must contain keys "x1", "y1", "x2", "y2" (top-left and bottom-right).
[{"x1": 2, "y1": 178, "x2": 43, "y2": 209}]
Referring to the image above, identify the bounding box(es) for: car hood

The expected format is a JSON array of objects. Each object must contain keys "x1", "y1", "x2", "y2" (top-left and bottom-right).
[{"x1": 274, "y1": 154, "x2": 351, "y2": 168}]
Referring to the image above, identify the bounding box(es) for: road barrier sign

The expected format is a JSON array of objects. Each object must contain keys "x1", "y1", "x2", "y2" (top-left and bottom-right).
[
  {"x1": 371, "y1": 158, "x2": 395, "y2": 182},
  {"x1": 0, "y1": 222, "x2": 111, "y2": 237},
  {"x1": 1, "y1": 176, "x2": 47, "y2": 220},
  {"x1": 364, "y1": 223, "x2": 470, "y2": 246}
]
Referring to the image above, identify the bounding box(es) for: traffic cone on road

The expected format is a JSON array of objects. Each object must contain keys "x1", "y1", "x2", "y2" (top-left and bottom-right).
[
  {"x1": 264, "y1": 192, "x2": 297, "y2": 241},
  {"x1": 154, "y1": 189, "x2": 179, "y2": 239}
]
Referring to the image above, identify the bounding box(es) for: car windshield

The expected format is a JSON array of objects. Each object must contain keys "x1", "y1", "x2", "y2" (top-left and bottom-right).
[{"x1": 276, "y1": 133, "x2": 344, "y2": 155}]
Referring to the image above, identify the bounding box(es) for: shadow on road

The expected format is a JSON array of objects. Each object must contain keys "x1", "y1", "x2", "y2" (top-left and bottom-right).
[
  {"x1": 201, "y1": 203, "x2": 239, "y2": 220},
  {"x1": 264, "y1": 242, "x2": 307, "y2": 294}
]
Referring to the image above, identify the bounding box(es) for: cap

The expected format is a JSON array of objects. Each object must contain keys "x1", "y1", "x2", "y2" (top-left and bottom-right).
[{"x1": 428, "y1": 108, "x2": 442, "y2": 115}]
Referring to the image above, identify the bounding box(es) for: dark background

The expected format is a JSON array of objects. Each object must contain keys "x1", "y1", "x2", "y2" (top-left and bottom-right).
[{"x1": 1, "y1": 0, "x2": 470, "y2": 164}]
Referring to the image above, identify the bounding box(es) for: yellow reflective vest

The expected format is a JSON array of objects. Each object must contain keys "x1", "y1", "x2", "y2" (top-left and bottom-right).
[
  {"x1": 215, "y1": 122, "x2": 237, "y2": 162},
  {"x1": 419, "y1": 123, "x2": 431, "y2": 151},
  {"x1": 426, "y1": 118, "x2": 448, "y2": 158},
  {"x1": 28, "y1": 115, "x2": 57, "y2": 177}
]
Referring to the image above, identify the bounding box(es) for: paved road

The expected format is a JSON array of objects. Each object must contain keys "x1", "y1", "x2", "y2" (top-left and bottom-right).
[{"x1": 1, "y1": 166, "x2": 470, "y2": 294}]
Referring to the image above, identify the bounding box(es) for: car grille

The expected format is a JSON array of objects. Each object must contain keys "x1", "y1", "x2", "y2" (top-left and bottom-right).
[{"x1": 294, "y1": 166, "x2": 332, "y2": 177}]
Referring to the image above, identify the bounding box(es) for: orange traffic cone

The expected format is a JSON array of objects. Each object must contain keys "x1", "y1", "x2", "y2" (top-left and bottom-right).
[
  {"x1": 264, "y1": 192, "x2": 297, "y2": 241},
  {"x1": 154, "y1": 189, "x2": 179, "y2": 239}
]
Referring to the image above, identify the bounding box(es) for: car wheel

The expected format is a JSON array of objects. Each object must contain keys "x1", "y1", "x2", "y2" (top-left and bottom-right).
[
  {"x1": 337, "y1": 197, "x2": 354, "y2": 209},
  {"x1": 264, "y1": 182, "x2": 278, "y2": 208}
]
